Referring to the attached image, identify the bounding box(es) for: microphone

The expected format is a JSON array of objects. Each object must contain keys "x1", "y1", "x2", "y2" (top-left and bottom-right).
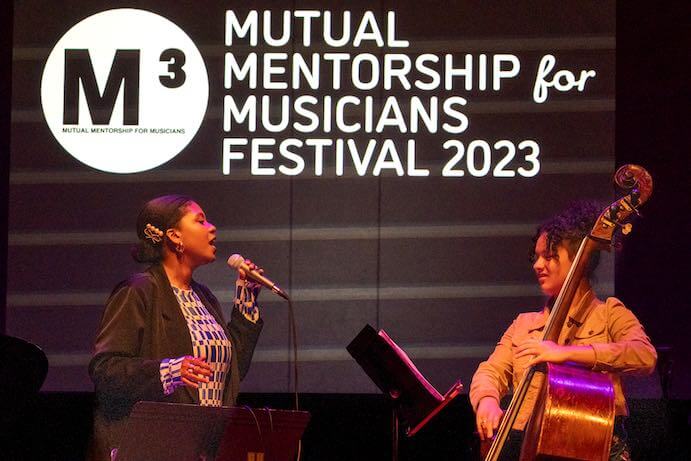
[{"x1": 227, "y1": 254, "x2": 289, "y2": 300}]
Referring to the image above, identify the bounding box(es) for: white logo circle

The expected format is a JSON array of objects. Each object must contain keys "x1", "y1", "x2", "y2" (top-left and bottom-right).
[{"x1": 41, "y1": 8, "x2": 209, "y2": 173}]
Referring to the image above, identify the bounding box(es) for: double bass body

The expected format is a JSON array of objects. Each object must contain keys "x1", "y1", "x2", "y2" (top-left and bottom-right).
[{"x1": 521, "y1": 363, "x2": 615, "y2": 460}]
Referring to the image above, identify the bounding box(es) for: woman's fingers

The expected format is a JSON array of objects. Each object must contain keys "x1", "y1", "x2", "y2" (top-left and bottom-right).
[
  {"x1": 514, "y1": 338, "x2": 543, "y2": 359},
  {"x1": 182, "y1": 367, "x2": 210, "y2": 381},
  {"x1": 181, "y1": 357, "x2": 212, "y2": 387},
  {"x1": 485, "y1": 413, "x2": 500, "y2": 439},
  {"x1": 243, "y1": 259, "x2": 256, "y2": 277},
  {"x1": 516, "y1": 348, "x2": 544, "y2": 365},
  {"x1": 515, "y1": 340, "x2": 563, "y2": 365},
  {"x1": 181, "y1": 376, "x2": 199, "y2": 388},
  {"x1": 186, "y1": 358, "x2": 212, "y2": 373},
  {"x1": 514, "y1": 344, "x2": 535, "y2": 358},
  {"x1": 239, "y1": 259, "x2": 264, "y2": 279},
  {"x1": 484, "y1": 423, "x2": 494, "y2": 440},
  {"x1": 477, "y1": 414, "x2": 500, "y2": 440},
  {"x1": 515, "y1": 347, "x2": 537, "y2": 359},
  {"x1": 187, "y1": 366, "x2": 212, "y2": 378},
  {"x1": 476, "y1": 417, "x2": 485, "y2": 440},
  {"x1": 476, "y1": 398, "x2": 503, "y2": 441}
]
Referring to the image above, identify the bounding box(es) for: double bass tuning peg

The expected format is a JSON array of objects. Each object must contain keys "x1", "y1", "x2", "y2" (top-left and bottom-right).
[
  {"x1": 607, "y1": 203, "x2": 633, "y2": 235},
  {"x1": 630, "y1": 189, "x2": 641, "y2": 207},
  {"x1": 612, "y1": 222, "x2": 633, "y2": 235}
]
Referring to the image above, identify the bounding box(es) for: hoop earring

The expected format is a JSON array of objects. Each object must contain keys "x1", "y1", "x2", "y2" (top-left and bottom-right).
[{"x1": 176, "y1": 242, "x2": 185, "y2": 254}]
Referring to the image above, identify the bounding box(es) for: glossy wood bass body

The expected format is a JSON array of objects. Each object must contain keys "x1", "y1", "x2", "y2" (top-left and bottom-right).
[{"x1": 520, "y1": 363, "x2": 615, "y2": 460}]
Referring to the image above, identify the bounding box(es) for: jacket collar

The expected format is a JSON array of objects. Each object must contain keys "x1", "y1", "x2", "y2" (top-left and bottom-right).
[
  {"x1": 527, "y1": 289, "x2": 596, "y2": 334},
  {"x1": 527, "y1": 309, "x2": 548, "y2": 334},
  {"x1": 566, "y1": 289, "x2": 597, "y2": 327}
]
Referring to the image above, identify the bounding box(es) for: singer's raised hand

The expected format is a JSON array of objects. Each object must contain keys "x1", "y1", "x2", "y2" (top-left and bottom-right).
[
  {"x1": 237, "y1": 258, "x2": 263, "y2": 292},
  {"x1": 233, "y1": 258, "x2": 262, "y2": 322},
  {"x1": 228, "y1": 253, "x2": 287, "y2": 299}
]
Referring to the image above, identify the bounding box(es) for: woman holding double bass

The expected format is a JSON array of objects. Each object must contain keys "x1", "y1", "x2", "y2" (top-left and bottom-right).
[{"x1": 470, "y1": 197, "x2": 657, "y2": 460}]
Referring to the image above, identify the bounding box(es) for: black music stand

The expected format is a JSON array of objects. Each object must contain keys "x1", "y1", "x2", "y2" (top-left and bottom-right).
[
  {"x1": 115, "y1": 402, "x2": 310, "y2": 461},
  {"x1": 0, "y1": 335, "x2": 49, "y2": 458},
  {"x1": 0, "y1": 334, "x2": 48, "y2": 399},
  {"x1": 347, "y1": 325, "x2": 463, "y2": 460}
]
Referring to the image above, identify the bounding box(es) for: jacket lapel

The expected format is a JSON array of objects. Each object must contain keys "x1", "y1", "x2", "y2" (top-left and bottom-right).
[{"x1": 148, "y1": 264, "x2": 199, "y2": 404}]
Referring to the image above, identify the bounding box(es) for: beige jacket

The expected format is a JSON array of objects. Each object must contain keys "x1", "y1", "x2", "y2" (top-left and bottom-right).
[{"x1": 469, "y1": 291, "x2": 657, "y2": 430}]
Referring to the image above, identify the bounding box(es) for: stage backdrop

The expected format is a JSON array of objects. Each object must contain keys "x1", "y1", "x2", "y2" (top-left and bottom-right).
[{"x1": 8, "y1": 0, "x2": 616, "y2": 393}]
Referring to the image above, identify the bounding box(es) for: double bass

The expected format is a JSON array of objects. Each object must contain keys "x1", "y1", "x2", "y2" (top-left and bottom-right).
[{"x1": 483, "y1": 164, "x2": 653, "y2": 461}]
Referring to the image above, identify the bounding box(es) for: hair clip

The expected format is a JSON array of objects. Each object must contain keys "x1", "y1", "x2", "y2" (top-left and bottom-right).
[{"x1": 144, "y1": 223, "x2": 164, "y2": 244}]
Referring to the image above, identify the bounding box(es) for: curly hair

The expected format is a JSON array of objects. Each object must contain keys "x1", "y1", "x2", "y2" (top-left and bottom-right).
[
  {"x1": 530, "y1": 200, "x2": 604, "y2": 279},
  {"x1": 131, "y1": 194, "x2": 194, "y2": 264}
]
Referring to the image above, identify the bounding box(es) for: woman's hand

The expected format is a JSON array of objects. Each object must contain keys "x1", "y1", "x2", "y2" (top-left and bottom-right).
[
  {"x1": 237, "y1": 258, "x2": 263, "y2": 293},
  {"x1": 514, "y1": 338, "x2": 568, "y2": 367},
  {"x1": 180, "y1": 356, "x2": 212, "y2": 388},
  {"x1": 515, "y1": 338, "x2": 596, "y2": 368},
  {"x1": 476, "y1": 397, "x2": 504, "y2": 440}
]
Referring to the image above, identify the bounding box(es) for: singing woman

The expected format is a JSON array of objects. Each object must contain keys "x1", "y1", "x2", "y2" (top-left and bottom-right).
[{"x1": 88, "y1": 195, "x2": 264, "y2": 461}]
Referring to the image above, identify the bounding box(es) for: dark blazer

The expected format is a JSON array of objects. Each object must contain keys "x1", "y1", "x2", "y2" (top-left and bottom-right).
[{"x1": 88, "y1": 264, "x2": 263, "y2": 461}]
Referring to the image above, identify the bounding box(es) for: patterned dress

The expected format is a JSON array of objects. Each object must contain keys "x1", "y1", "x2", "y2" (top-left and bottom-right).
[{"x1": 159, "y1": 280, "x2": 260, "y2": 406}]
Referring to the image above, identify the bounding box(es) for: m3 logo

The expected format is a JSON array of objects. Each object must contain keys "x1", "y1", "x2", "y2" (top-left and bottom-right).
[
  {"x1": 41, "y1": 9, "x2": 209, "y2": 173},
  {"x1": 62, "y1": 49, "x2": 141, "y2": 126}
]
